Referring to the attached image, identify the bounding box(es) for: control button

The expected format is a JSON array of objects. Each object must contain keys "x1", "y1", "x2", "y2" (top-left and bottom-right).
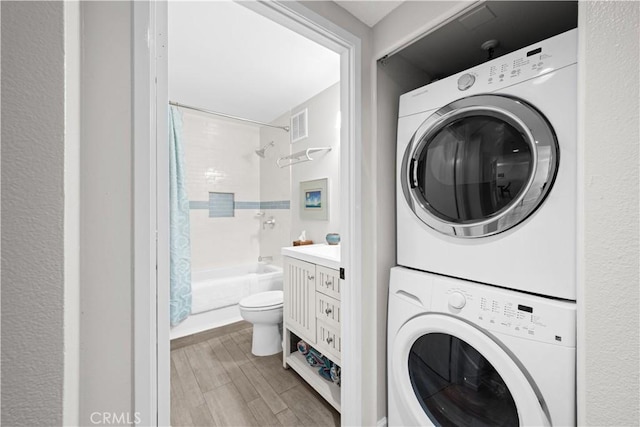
[
  {"x1": 448, "y1": 292, "x2": 467, "y2": 309},
  {"x1": 457, "y1": 73, "x2": 475, "y2": 91},
  {"x1": 499, "y1": 74, "x2": 504, "y2": 78}
]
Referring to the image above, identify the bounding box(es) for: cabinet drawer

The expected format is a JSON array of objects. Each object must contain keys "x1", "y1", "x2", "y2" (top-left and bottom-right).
[
  {"x1": 316, "y1": 292, "x2": 340, "y2": 329},
  {"x1": 316, "y1": 265, "x2": 340, "y2": 299},
  {"x1": 316, "y1": 320, "x2": 341, "y2": 362}
]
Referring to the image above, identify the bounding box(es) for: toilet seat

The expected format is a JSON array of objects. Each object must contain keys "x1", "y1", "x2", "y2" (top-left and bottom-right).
[{"x1": 239, "y1": 290, "x2": 283, "y2": 311}]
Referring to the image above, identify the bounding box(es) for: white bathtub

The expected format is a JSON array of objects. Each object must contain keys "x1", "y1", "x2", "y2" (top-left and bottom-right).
[{"x1": 170, "y1": 263, "x2": 283, "y2": 340}]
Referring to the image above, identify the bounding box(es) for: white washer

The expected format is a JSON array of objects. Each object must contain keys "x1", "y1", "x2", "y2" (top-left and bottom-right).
[
  {"x1": 397, "y1": 29, "x2": 577, "y2": 300},
  {"x1": 388, "y1": 266, "x2": 576, "y2": 427}
]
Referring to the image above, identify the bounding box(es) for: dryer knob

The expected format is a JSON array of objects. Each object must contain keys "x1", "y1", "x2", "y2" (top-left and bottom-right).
[
  {"x1": 457, "y1": 73, "x2": 475, "y2": 91},
  {"x1": 448, "y1": 292, "x2": 467, "y2": 310}
]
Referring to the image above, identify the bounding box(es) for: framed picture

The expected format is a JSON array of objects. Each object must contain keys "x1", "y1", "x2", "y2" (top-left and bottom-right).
[{"x1": 300, "y1": 178, "x2": 328, "y2": 220}]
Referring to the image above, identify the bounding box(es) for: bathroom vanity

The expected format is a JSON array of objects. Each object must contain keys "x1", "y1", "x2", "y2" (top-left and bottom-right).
[{"x1": 281, "y1": 244, "x2": 342, "y2": 412}]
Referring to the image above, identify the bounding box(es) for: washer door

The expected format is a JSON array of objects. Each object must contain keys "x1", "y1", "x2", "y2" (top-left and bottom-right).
[
  {"x1": 401, "y1": 94, "x2": 558, "y2": 238},
  {"x1": 392, "y1": 314, "x2": 550, "y2": 426}
]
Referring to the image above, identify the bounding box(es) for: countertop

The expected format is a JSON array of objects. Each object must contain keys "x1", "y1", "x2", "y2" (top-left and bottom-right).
[{"x1": 281, "y1": 244, "x2": 341, "y2": 270}]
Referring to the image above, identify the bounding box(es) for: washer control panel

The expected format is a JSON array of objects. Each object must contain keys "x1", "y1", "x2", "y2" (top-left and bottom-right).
[{"x1": 433, "y1": 278, "x2": 576, "y2": 347}]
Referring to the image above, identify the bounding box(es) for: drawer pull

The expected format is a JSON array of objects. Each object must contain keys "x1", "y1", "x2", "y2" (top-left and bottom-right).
[
  {"x1": 307, "y1": 274, "x2": 315, "y2": 280},
  {"x1": 325, "y1": 280, "x2": 333, "y2": 286},
  {"x1": 326, "y1": 337, "x2": 333, "y2": 344},
  {"x1": 325, "y1": 307, "x2": 333, "y2": 315}
]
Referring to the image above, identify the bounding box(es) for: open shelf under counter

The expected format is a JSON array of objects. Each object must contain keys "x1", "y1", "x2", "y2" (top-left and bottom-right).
[{"x1": 285, "y1": 351, "x2": 341, "y2": 413}]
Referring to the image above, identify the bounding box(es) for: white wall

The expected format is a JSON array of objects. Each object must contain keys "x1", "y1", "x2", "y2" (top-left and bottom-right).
[
  {"x1": 372, "y1": 1, "x2": 470, "y2": 59},
  {"x1": 258, "y1": 83, "x2": 341, "y2": 265},
  {"x1": 1, "y1": 2, "x2": 65, "y2": 425},
  {"x1": 290, "y1": 83, "x2": 341, "y2": 244},
  {"x1": 578, "y1": 2, "x2": 640, "y2": 424},
  {"x1": 79, "y1": 2, "x2": 133, "y2": 423},
  {"x1": 259, "y1": 113, "x2": 292, "y2": 266},
  {"x1": 181, "y1": 110, "x2": 261, "y2": 271}
]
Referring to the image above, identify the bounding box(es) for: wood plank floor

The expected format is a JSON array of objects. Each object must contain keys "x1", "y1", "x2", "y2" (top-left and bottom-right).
[{"x1": 171, "y1": 322, "x2": 341, "y2": 427}]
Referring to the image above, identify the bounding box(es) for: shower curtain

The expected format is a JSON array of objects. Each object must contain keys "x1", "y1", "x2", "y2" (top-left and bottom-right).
[{"x1": 169, "y1": 106, "x2": 192, "y2": 326}]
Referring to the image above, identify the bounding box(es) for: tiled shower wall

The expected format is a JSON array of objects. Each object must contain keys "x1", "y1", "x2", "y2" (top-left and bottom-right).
[
  {"x1": 259, "y1": 113, "x2": 292, "y2": 267},
  {"x1": 182, "y1": 82, "x2": 339, "y2": 271},
  {"x1": 182, "y1": 110, "x2": 262, "y2": 271}
]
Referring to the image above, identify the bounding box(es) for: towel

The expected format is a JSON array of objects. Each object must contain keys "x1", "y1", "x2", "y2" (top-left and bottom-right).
[
  {"x1": 297, "y1": 340, "x2": 310, "y2": 355},
  {"x1": 318, "y1": 365, "x2": 333, "y2": 382},
  {"x1": 305, "y1": 348, "x2": 325, "y2": 367},
  {"x1": 318, "y1": 356, "x2": 334, "y2": 382},
  {"x1": 330, "y1": 363, "x2": 341, "y2": 386}
]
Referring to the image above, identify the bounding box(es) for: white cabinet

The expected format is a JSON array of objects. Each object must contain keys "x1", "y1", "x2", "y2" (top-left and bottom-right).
[
  {"x1": 283, "y1": 257, "x2": 316, "y2": 344},
  {"x1": 282, "y1": 255, "x2": 342, "y2": 412}
]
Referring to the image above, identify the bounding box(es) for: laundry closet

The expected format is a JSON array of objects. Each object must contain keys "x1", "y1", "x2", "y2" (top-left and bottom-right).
[{"x1": 379, "y1": 2, "x2": 579, "y2": 426}]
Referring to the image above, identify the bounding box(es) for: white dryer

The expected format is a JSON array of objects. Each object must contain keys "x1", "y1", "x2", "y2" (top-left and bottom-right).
[
  {"x1": 396, "y1": 29, "x2": 577, "y2": 300},
  {"x1": 387, "y1": 266, "x2": 576, "y2": 426}
]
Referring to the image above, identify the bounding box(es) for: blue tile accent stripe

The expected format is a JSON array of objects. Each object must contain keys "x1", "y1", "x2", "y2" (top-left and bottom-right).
[
  {"x1": 235, "y1": 201, "x2": 261, "y2": 209},
  {"x1": 209, "y1": 192, "x2": 234, "y2": 218},
  {"x1": 260, "y1": 200, "x2": 291, "y2": 209},
  {"x1": 189, "y1": 198, "x2": 290, "y2": 214},
  {"x1": 189, "y1": 201, "x2": 209, "y2": 210}
]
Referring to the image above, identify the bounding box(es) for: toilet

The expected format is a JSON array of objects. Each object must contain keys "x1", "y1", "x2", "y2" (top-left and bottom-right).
[{"x1": 239, "y1": 290, "x2": 284, "y2": 356}]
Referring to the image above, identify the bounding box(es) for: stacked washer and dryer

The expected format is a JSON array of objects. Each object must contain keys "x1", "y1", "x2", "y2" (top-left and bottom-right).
[{"x1": 388, "y1": 30, "x2": 578, "y2": 426}]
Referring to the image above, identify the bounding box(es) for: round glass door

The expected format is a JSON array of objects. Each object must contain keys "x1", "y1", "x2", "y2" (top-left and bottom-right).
[
  {"x1": 409, "y1": 333, "x2": 518, "y2": 426},
  {"x1": 401, "y1": 94, "x2": 558, "y2": 238},
  {"x1": 391, "y1": 314, "x2": 550, "y2": 427}
]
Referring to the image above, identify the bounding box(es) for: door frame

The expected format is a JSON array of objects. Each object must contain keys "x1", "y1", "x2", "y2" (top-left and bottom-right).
[{"x1": 132, "y1": 1, "x2": 363, "y2": 425}]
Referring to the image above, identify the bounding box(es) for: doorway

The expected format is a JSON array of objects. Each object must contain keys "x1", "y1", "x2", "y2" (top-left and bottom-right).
[{"x1": 132, "y1": 1, "x2": 362, "y2": 425}]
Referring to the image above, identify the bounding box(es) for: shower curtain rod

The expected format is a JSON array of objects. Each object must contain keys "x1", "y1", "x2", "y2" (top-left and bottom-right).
[{"x1": 169, "y1": 101, "x2": 290, "y2": 132}]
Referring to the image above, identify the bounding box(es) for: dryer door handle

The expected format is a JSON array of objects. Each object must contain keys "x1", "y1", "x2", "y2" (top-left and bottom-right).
[{"x1": 409, "y1": 158, "x2": 418, "y2": 189}]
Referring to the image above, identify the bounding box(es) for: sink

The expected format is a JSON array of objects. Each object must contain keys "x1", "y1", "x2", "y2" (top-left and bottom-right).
[{"x1": 281, "y1": 244, "x2": 341, "y2": 269}]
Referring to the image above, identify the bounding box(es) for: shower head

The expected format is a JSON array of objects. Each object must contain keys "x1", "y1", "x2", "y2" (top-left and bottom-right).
[{"x1": 255, "y1": 141, "x2": 275, "y2": 158}]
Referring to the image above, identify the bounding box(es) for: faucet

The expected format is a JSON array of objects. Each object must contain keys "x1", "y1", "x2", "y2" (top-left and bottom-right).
[{"x1": 263, "y1": 216, "x2": 276, "y2": 229}]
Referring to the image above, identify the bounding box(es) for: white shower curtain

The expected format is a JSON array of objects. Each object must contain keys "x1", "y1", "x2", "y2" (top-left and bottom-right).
[{"x1": 169, "y1": 106, "x2": 192, "y2": 326}]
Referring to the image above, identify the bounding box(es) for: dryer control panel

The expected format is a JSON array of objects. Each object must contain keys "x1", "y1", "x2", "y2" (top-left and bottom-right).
[
  {"x1": 432, "y1": 276, "x2": 576, "y2": 348},
  {"x1": 399, "y1": 28, "x2": 578, "y2": 117}
]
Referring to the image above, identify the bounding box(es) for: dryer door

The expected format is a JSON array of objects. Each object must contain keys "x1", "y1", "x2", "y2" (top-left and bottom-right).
[
  {"x1": 391, "y1": 314, "x2": 550, "y2": 426},
  {"x1": 401, "y1": 94, "x2": 558, "y2": 238}
]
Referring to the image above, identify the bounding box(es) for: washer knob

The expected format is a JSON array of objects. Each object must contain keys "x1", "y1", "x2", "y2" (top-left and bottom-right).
[
  {"x1": 457, "y1": 73, "x2": 475, "y2": 91},
  {"x1": 448, "y1": 292, "x2": 467, "y2": 309}
]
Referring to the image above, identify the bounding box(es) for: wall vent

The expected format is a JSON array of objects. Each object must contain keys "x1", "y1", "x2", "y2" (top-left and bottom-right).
[{"x1": 290, "y1": 108, "x2": 308, "y2": 143}]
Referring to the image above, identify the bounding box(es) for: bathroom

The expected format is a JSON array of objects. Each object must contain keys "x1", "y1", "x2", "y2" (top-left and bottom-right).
[{"x1": 168, "y1": 1, "x2": 343, "y2": 424}]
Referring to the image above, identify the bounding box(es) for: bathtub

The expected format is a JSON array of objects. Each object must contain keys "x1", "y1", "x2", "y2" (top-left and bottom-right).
[{"x1": 170, "y1": 263, "x2": 283, "y2": 340}]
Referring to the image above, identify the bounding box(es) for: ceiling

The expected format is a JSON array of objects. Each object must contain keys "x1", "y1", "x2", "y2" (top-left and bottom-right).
[
  {"x1": 169, "y1": 1, "x2": 340, "y2": 124},
  {"x1": 334, "y1": 0, "x2": 404, "y2": 27},
  {"x1": 392, "y1": 1, "x2": 578, "y2": 81}
]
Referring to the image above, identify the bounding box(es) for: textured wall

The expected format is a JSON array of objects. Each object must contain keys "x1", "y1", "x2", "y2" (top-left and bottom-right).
[
  {"x1": 79, "y1": 1, "x2": 133, "y2": 423},
  {"x1": 579, "y1": 2, "x2": 640, "y2": 425},
  {"x1": 1, "y1": 2, "x2": 65, "y2": 425}
]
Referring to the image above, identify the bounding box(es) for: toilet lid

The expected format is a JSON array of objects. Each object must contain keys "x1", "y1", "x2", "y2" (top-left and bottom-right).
[{"x1": 239, "y1": 290, "x2": 283, "y2": 309}]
